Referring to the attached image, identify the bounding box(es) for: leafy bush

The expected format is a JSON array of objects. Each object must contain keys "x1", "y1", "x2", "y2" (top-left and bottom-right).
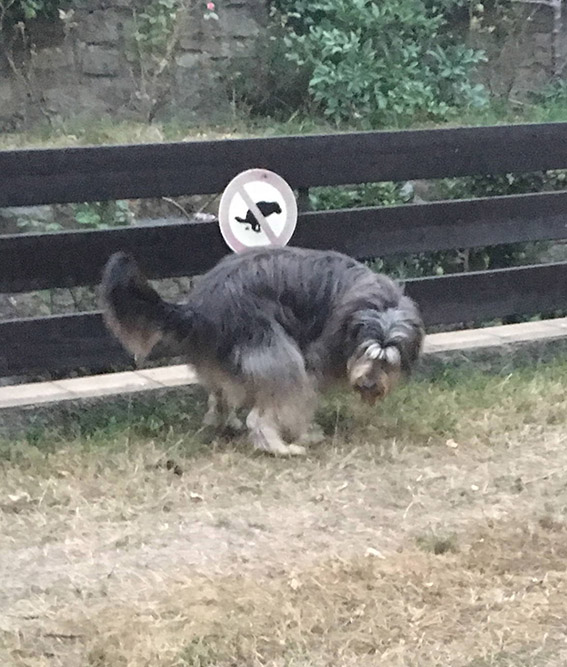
[
  {"x1": 15, "y1": 200, "x2": 133, "y2": 233},
  {"x1": 72, "y1": 201, "x2": 133, "y2": 229},
  {"x1": 130, "y1": 0, "x2": 182, "y2": 55},
  {"x1": 0, "y1": 0, "x2": 66, "y2": 24},
  {"x1": 270, "y1": 0, "x2": 488, "y2": 126},
  {"x1": 438, "y1": 170, "x2": 567, "y2": 201},
  {"x1": 225, "y1": 29, "x2": 312, "y2": 117},
  {"x1": 531, "y1": 79, "x2": 567, "y2": 108},
  {"x1": 308, "y1": 182, "x2": 403, "y2": 210}
]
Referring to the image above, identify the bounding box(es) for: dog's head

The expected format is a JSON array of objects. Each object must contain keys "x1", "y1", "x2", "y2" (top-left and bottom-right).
[
  {"x1": 345, "y1": 298, "x2": 424, "y2": 405},
  {"x1": 347, "y1": 342, "x2": 403, "y2": 405}
]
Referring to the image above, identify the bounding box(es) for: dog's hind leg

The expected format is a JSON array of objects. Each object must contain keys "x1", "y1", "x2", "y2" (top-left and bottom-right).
[
  {"x1": 238, "y1": 326, "x2": 317, "y2": 456},
  {"x1": 224, "y1": 408, "x2": 245, "y2": 433}
]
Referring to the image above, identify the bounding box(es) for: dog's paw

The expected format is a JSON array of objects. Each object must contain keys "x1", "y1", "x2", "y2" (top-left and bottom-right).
[
  {"x1": 225, "y1": 413, "x2": 245, "y2": 434},
  {"x1": 299, "y1": 425, "x2": 325, "y2": 446},
  {"x1": 252, "y1": 439, "x2": 307, "y2": 457}
]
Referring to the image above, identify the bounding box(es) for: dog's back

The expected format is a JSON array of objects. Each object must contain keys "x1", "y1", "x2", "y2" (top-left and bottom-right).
[
  {"x1": 188, "y1": 247, "x2": 404, "y2": 348},
  {"x1": 100, "y1": 247, "x2": 420, "y2": 368}
]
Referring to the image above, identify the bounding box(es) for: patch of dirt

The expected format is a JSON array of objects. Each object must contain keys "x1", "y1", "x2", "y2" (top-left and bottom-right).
[{"x1": 2, "y1": 417, "x2": 567, "y2": 665}]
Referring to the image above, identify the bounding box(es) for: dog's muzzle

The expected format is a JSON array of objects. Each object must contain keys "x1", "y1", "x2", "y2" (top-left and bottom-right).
[
  {"x1": 354, "y1": 375, "x2": 390, "y2": 405},
  {"x1": 348, "y1": 343, "x2": 401, "y2": 405}
]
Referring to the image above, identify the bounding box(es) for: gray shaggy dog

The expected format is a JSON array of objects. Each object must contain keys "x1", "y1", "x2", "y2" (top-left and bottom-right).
[{"x1": 99, "y1": 247, "x2": 424, "y2": 456}]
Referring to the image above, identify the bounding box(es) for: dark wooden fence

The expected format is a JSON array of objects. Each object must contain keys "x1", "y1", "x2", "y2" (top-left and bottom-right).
[{"x1": 2, "y1": 122, "x2": 567, "y2": 377}]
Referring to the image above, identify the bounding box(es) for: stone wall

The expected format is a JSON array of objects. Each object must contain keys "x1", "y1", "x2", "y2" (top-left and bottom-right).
[
  {"x1": 470, "y1": 4, "x2": 566, "y2": 100},
  {"x1": 0, "y1": 2, "x2": 565, "y2": 131},
  {"x1": 0, "y1": 0, "x2": 266, "y2": 130}
]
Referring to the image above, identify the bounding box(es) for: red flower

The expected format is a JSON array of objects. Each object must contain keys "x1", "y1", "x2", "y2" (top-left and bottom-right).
[{"x1": 207, "y1": 2, "x2": 215, "y2": 10}]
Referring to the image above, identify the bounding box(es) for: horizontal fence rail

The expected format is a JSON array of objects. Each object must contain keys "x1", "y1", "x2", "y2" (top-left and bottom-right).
[
  {"x1": 406, "y1": 261, "x2": 567, "y2": 326},
  {"x1": 0, "y1": 313, "x2": 131, "y2": 377},
  {"x1": 3, "y1": 122, "x2": 567, "y2": 207},
  {"x1": 2, "y1": 122, "x2": 567, "y2": 378},
  {"x1": 3, "y1": 190, "x2": 567, "y2": 294},
  {"x1": 1, "y1": 262, "x2": 566, "y2": 377}
]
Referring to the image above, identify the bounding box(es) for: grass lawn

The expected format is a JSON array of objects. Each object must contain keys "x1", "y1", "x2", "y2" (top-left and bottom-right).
[
  {"x1": 1, "y1": 357, "x2": 567, "y2": 665},
  {"x1": 2, "y1": 100, "x2": 567, "y2": 151}
]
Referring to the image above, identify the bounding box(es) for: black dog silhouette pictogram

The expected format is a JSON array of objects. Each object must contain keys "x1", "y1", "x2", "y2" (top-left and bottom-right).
[{"x1": 235, "y1": 200, "x2": 282, "y2": 233}]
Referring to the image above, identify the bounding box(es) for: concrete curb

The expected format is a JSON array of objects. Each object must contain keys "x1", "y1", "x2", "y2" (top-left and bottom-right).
[{"x1": 1, "y1": 318, "x2": 567, "y2": 411}]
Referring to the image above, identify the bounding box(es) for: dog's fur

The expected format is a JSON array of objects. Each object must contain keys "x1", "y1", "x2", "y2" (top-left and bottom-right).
[{"x1": 99, "y1": 247, "x2": 424, "y2": 456}]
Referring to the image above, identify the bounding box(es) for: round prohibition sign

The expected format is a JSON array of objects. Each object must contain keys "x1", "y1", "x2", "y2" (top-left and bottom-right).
[{"x1": 218, "y1": 168, "x2": 298, "y2": 253}]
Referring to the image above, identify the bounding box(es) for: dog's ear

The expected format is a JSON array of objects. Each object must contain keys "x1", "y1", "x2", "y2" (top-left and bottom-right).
[
  {"x1": 397, "y1": 327, "x2": 424, "y2": 374},
  {"x1": 382, "y1": 297, "x2": 425, "y2": 374}
]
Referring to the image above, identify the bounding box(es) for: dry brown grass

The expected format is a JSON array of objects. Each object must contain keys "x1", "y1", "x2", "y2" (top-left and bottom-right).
[
  {"x1": 2, "y1": 360, "x2": 567, "y2": 666},
  {"x1": 6, "y1": 522, "x2": 567, "y2": 667},
  {"x1": 88, "y1": 521, "x2": 567, "y2": 667}
]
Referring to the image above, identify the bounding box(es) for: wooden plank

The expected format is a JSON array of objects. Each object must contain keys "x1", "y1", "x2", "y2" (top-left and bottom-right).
[
  {"x1": 4, "y1": 190, "x2": 567, "y2": 294},
  {"x1": 0, "y1": 313, "x2": 132, "y2": 377},
  {"x1": 3, "y1": 122, "x2": 567, "y2": 206},
  {"x1": 1, "y1": 263, "x2": 566, "y2": 376},
  {"x1": 294, "y1": 190, "x2": 567, "y2": 260},
  {"x1": 405, "y1": 262, "x2": 567, "y2": 326},
  {"x1": 0, "y1": 219, "x2": 229, "y2": 294}
]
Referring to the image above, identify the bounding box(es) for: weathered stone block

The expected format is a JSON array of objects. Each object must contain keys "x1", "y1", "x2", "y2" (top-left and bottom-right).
[
  {"x1": 534, "y1": 33, "x2": 551, "y2": 51},
  {"x1": 81, "y1": 45, "x2": 121, "y2": 76},
  {"x1": 27, "y1": 17, "x2": 65, "y2": 49},
  {"x1": 32, "y1": 47, "x2": 75, "y2": 71},
  {"x1": 75, "y1": 9, "x2": 121, "y2": 44},
  {"x1": 0, "y1": 81, "x2": 19, "y2": 117},
  {"x1": 200, "y1": 38, "x2": 233, "y2": 59},
  {"x1": 173, "y1": 59, "x2": 217, "y2": 111},
  {"x1": 0, "y1": 52, "x2": 11, "y2": 74},
  {"x1": 75, "y1": 0, "x2": 128, "y2": 10},
  {"x1": 176, "y1": 52, "x2": 202, "y2": 69},
  {"x1": 232, "y1": 38, "x2": 257, "y2": 56},
  {"x1": 220, "y1": 7, "x2": 260, "y2": 38},
  {"x1": 179, "y1": 35, "x2": 205, "y2": 52},
  {"x1": 43, "y1": 86, "x2": 85, "y2": 115},
  {"x1": 79, "y1": 77, "x2": 131, "y2": 111}
]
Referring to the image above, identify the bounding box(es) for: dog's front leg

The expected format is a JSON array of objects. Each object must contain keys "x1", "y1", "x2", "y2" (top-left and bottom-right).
[
  {"x1": 202, "y1": 391, "x2": 245, "y2": 433},
  {"x1": 202, "y1": 392, "x2": 221, "y2": 428}
]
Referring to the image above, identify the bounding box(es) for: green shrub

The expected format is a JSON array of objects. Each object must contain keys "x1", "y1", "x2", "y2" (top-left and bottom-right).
[
  {"x1": 72, "y1": 201, "x2": 133, "y2": 230},
  {"x1": 0, "y1": 0, "x2": 66, "y2": 24},
  {"x1": 270, "y1": 0, "x2": 488, "y2": 126},
  {"x1": 308, "y1": 182, "x2": 403, "y2": 210}
]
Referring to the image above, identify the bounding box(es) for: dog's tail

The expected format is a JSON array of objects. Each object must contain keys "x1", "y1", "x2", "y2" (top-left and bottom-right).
[{"x1": 99, "y1": 252, "x2": 190, "y2": 363}]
